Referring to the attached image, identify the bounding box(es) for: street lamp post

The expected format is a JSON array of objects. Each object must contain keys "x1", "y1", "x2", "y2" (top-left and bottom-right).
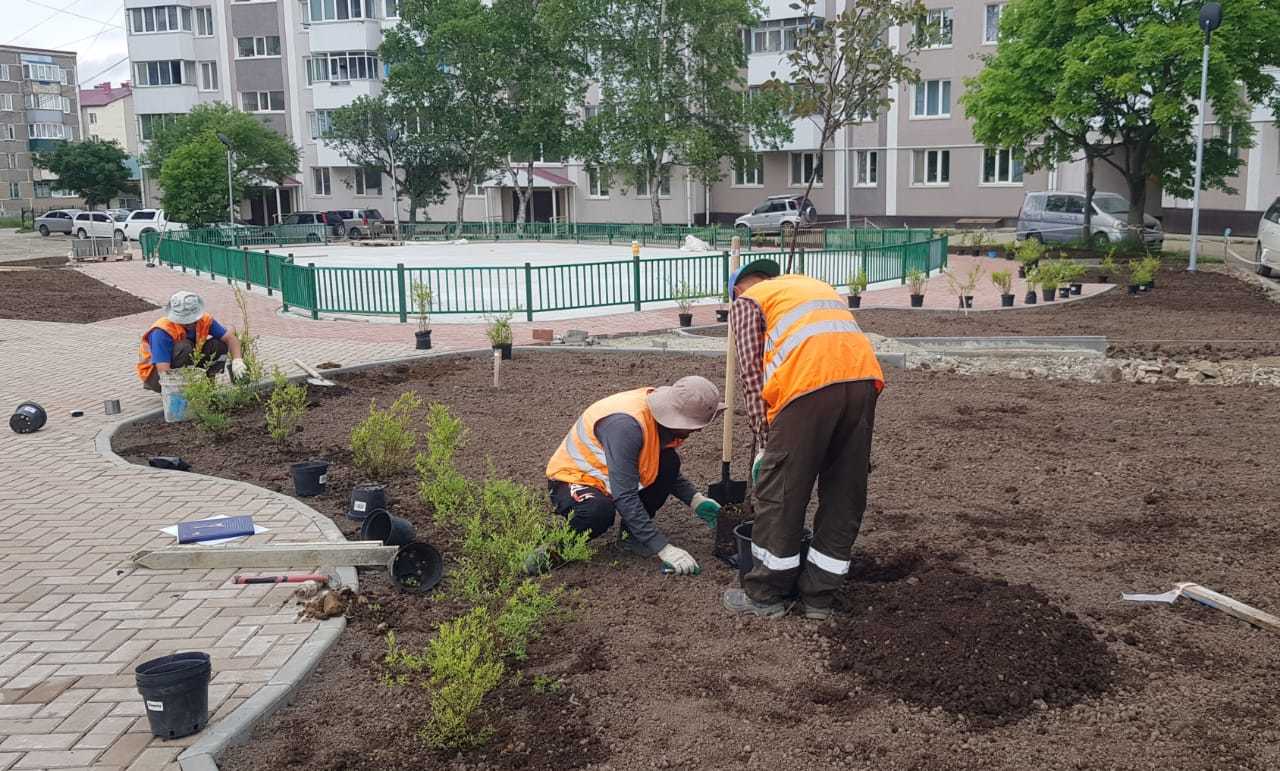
[
  {"x1": 216, "y1": 133, "x2": 235, "y2": 225},
  {"x1": 1188, "y1": 2, "x2": 1222, "y2": 273},
  {"x1": 385, "y1": 126, "x2": 401, "y2": 242}
]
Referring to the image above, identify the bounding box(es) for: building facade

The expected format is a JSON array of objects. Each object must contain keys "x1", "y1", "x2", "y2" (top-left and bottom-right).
[
  {"x1": 79, "y1": 82, "x2": 144, "y2": 209},
  {"x1": 0, "y1": 45, "x2": 82, "y2": 218}
]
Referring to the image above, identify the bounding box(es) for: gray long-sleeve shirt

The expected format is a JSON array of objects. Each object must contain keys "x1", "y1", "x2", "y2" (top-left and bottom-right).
[{"x1": 596, "y1": 413, "x2": 698, "y2": 554}]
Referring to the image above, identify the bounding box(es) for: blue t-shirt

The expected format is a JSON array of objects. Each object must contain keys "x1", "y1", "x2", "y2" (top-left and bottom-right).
[{"x1": 148, "y1": 320, "x2": 228, "y2": 365}]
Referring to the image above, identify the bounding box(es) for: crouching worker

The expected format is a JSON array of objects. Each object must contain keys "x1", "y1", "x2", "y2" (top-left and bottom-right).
[
  {"x1": 545, "y1": 376, "x2": 725, "y2": 575},
  {"x1": 137, "y1": 291, "x2": 247, "y2": 392}
]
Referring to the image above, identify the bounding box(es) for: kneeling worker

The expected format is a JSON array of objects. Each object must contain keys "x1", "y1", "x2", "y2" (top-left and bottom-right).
[
  {"x1": 137, "y1": 291, "x2": 247, "y2": 392},
  {"x1": 545, "y1": 376, "x2": 725, "y2": 575},
  {"x1": 722, "y1": 259, "x2": 883, "y2": 619}
]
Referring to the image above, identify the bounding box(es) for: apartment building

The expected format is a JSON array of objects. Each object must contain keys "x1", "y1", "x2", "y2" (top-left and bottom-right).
[
  {"x1": 79, "y1": 82, "x2": 144, "y2": 209},
  {"x1": 0, "y1": 45, "x2": 82, "y2": 218}
]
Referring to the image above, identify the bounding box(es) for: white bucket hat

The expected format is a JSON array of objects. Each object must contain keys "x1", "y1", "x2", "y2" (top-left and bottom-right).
[
  {"x1": 647, "y1": 376, "x2": 725, "y2": 431},
  {"x1": 166, "y1": 291, "x2": 205, "y2": 325}
]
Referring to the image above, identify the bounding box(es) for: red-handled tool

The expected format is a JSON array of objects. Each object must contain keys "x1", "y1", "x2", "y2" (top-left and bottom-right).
[{"x1": 233, "y1": 574, "x2": 329, "y2": 585}]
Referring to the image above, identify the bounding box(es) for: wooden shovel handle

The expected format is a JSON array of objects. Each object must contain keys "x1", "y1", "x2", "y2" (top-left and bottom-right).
[{"x1": 722, "y1": 238, "x2": 741, "y2": 466}]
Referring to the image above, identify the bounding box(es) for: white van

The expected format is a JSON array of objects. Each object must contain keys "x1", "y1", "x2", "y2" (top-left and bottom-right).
[{"x1": 1016, "y1": 192, "x2": 1163, "y2": 248}]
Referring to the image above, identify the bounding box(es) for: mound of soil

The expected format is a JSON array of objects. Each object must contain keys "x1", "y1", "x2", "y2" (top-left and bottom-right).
[
  {"x1": 829, "y1": 559, "x2": 1116, "y2": 726},
  {"x1": 0, "y1": 268, "x2": 157, "y2": 322}
]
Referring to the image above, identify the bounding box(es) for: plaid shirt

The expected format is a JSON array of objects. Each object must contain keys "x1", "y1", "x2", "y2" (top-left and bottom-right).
[{"x1": 730, "y1": 296, "x2": 769, "y2": 445}]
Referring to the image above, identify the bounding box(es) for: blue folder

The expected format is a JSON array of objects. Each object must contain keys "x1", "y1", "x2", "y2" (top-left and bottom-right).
[{"x1": 177, "y1": 516, "x2": 256, "y2": 544}]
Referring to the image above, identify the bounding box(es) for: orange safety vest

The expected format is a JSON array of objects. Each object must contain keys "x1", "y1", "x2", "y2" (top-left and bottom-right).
[
  {"x1": 545, "y1": 388, "x2": 670, "y2": 493},
  {"x1": 136, "y1": 314, "x2": 214, "y2": 382},
  {"x1": 741, "y1": 274, "x2": 884, "y2": 424}
]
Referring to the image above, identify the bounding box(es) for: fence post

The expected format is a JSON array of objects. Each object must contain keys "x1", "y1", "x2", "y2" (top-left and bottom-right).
[
  {"x1": 721, "y1": 250, "x2": 730, "y2": 297},
  {"x1": 244, "y1": 248, "x2": 254, "y2": 291},
  {"x1": 281, "y1": 254, "x2": 292, "y2": 312},
  {"x1": 799, "y1": 247, "x2": 806, "y2": 275},
  {"x1": 307, "y1": 262, "x2": 319, "y2": 320},
  {"x1": 900, "y1": 247, "x2": 908, "y2": 285},
  {"x1": 524, "y1": 262, "x2": 534, "y2": 322},
  {"x1": 632, "y1": 251, "x2": 642, "y2": 312},
  {"x1": 396, "y1": 263, "x2": 408, "y2": 323},
  {"x1": 264, "y1": 252, "x2": 273, "y2": 297}
]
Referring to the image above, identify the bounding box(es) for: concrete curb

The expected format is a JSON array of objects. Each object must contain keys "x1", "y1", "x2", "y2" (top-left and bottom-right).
[{"x1": 898, "y1": 335, "x2": 1109, "y2": 354}]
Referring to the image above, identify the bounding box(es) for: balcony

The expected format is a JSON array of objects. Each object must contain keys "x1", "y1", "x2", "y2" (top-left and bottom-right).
[{"x1": 28, "y1": 138, "x2": 65, "y2": 153}]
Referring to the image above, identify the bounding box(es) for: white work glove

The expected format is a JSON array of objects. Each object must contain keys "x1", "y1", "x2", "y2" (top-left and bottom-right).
[
  {"x1": 657, "y1": 544, "x2": 700, "y2": 576},
  {"x1": 229, "y1": 358, "x2": 248, "y2": 381}
]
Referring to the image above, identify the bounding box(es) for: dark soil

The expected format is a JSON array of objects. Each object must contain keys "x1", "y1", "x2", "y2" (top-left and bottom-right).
[
  {"x1": 0, "y1": 268, "x2": 156, "y2": 322},
  {"x1": 114, "y1": 351, "x2": 1280, "y2": 771},
  {"x1": 712, "y1": 502, "x2": 749, "y2": 561}
]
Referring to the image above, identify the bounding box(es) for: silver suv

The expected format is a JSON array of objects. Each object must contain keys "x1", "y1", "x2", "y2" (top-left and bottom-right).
[
  {"x1": 1016, "y1": 191, "x2": 1163, "y2": 248},
  {"x1": 734, "y1": 195, "x2": 817, "y2": 235}
]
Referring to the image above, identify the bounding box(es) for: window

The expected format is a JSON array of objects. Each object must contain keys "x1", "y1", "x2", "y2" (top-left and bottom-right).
[
  {"x1": 353, "y1": 167, "x2": 381, "y2": 196},
  {"x1": 308, "y1": 0, "x2": 376, "y2": 22},
  {"x1": 913, "y1": 79, "x2": 951, "y2": 118},
  {"x1": 0, "y1": 94, "x2": 13, "y2": 111},
  {"x1": 138, "y1": 113, "x2": 179, "y2": 141},
  {"x1": 1214, "y1": 125, "x2": 1240, "y2": 160},
  {"x1": 195, "y1": 7, "x2": 214, "y2": 36},
  {"x1": 134, "y1": 60, "x2": 194, "y2": 87},
  {"x1": 586, "y1": 166, "x2": 609, "y2": 197},
  {"x1": 312, "y1": 167, "x2": 331, "y2": 196},
  {"x1": 24, "y1": 93, "x2": 63, "y2": 111},
  {"x1": 308, "y1": 51, "x2": 380, "y2": 82},
  {"x1": 734, "y1": 154, "x2": 763, "y2": 186},
  {"x1": 7, "y1": 181, "x2": 17, "y2": 199},
  {"x1": 984, "y1": 3, "x2": 1005, "y2": 45},
  {"x1": 237, "y1": 36, "x2": 282, "y2": 58},
  {"x1": 917, "y1": 8, "x2": 953, "y2": 48},
  {"x1": 62, "y1": 97, "x2": 71, "y2": 113},
  {"x1": 199, "y1": 61, "x2": 218, "y2": 91},
  {"x1": 912, "y1": 149, "x2": 951, "y2": 185},
  {"x1": 789, "y1": 152, "x2": 822, "y2": 186},
  {"x1": 88, "y1": 112, "x2": 98, "y2": 125},
  {"x1": 308, "y1": 110, "x2": 334, "y2": 138},
  {"x1": 3, "y1": 125, "x2": 14, "y2": 140},
  {"x1": 27, "y1": 123, "x2": 68, "y2": 140},
  {"x1": 34, "y1": 181, "x2": 51, "y2": 198},
  {"x1": 129, "y1": 6, "x2": 192, "y2": 33},
  {"x1": 241, "y1": 91, "x2": 285, "y2": 112},
  {"x1": 744, "y1": 17, "x2": 818, "y2": 55},
  {"x1": 385, "y1": 0, "x2": 399, "y2": 17},
  {"x1": 855, "y1": 150, "x2": 878, "y2": 186},
  {"x1": 982, "y1": 147, "x2": 1023, "y2": 184},
  {"x1": 0, "y1": 64, "x2": 8, "y2": 80},
  {"x1": 22, "y1": 63, "x2": 64, "y2": 83},
  {"x1": 635, "y1": 170, "x2": 672, "y2": 198}
]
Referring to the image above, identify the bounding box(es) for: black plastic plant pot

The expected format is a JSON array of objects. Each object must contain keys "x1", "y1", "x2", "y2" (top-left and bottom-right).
[
  {"x1": 1042, "y1": 288, "x2": 1056, "y2": 302},
  {"x1": 678, "y1": 312, "x2": 693, "y2": 327},
  {"x1": 909, "y1": 294, "x2": 924, "y2": 308},
  {"x1": 290, "y1": 460, "x2": 329, "y2": 497},
  {"x1": 1058, "y1": 287, "x2": 1071, "y2": 299},
  {"x1": 715, "y1": 308, "x2": 729, "y2": 323},
  {"x1": 9, "y1": 401, "x2": 47, "y2": 434},
  {"x1": 732, "y1": 521, "x2": 812, "y2": 584},
  {"x1": 1024, "y1": 291, "x2": 1037, "y2": 305},
  {"x1": 848, "y1": 295, "x2": 861, "y2": 309},
  {"x1": 1017, "y1": 266, "x2": 1026, "y2": 279},
  {"x1": 414, "y1": 330, "x2": 432, "y2": 350},
  {"x1": 1001, "y1": 294, "x2": 1015, "y2": 307},
  {"x1": 494, "y1": 343, "x2": 512, "y2": 360},
  {"x1": 958, "y1": 296, "x2": 974, "y2": 309},
  {"x1": 360, "y1": 508, "x2": 416, "y2": 546},
  {"x1": 348, "y1": 483, "x2": 386, "y2": 520},
  {"x1": 391, "y1": 541, "x2": 443, "y2": 593},
  {"x1": 135, "y1": 652, "x2": 211, "y2": 740},
  {"x1": 1128, "y1": 284, "x2": 1140, "y2": 295},
  {"x1": 1070, "y1": 283, "x2": 1083, "y2": 295}
]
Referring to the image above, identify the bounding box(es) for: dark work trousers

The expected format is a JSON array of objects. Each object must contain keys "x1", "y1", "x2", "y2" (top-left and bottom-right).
[
  {"x1": 744, "y1": 380, "x2": 878, "y2": 608},
  {"x1": 548, "y1": 448, "x2": 681, "y2": 539},
  {"x1": 142, "y1": 337, "x2": 229, "y2": 392}
]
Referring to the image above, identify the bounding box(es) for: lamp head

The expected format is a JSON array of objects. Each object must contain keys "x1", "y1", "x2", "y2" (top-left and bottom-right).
[{"x1": 1200, "y1": 3, "x2": 1222, "y2": 33}]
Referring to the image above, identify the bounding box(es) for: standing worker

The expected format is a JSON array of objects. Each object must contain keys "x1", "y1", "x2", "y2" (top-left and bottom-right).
[
  {"x1": 722, "y1": 259, "x2": 883, "y2": 619},
  {"x1": 137, "y1": 291, "x2": 247, "y2": 392},
  {"x1": 545, "y1": 376, "x2": 725, "y2": 575}
]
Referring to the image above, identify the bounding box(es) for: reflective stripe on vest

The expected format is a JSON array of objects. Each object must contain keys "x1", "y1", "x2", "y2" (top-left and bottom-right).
[
  {"x1": 545, "y1": 388, "x2": 662, "y2": 493},
  {"x1": 742, "y1": 275, "x2": 884, "y2": 424},
  {"x1": 136, "y1": 314, "x2": 214, "y2": 382}
]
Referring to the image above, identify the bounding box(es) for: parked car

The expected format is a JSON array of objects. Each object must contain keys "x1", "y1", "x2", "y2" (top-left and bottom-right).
[
  {"x1": 1016, "y1": 191, "x2": 1163, "y2": 248},
  {"x1": 733, "y1": 195, "x2": 818, "y2": 235},
  {"x1": 280, "y1": 211, "x2": 330, "y2": 241},
  {"x1": 115, "y1": 209, "x2": 187, "y2": 242},
  {"x1": 1253, "y1": 197, "x2": 1280, "y2": 277},
  {"x1": 105, "y1": 208, "x2": 132, "y2": 222},
  {"x1": 323, "y1": 208, "x2": 385, "y2": 239},
  {"x1": 72, "y1": 211, "x2": 118, "y2": 240},
  {"x1": 35, "y1": 209, "x2": 82, "y2": 236}
]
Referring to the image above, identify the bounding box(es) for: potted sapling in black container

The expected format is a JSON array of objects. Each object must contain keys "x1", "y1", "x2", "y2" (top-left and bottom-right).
[
  {"x1": 1098, "y1": 249, "x2": 1119, "y2": 283},
  {"x1": 1023, "y1": 268, "x2": 1039, "y2": 305},
  {"x1": 944, "y1": 262, "x2": 984, "y2": 311},
  {"x1": 991, "y1": 269, "x2": 1015, "y2": 307},
  {"x1": 411, "y1": 281, "x2": 432, "y2": 350},
  {"x1": 1038, "y1": 262, "x2": 1061, "y2": 302},
  {"x1": 1015, "y1": 238, "x2": 1043, "y2": 279},
  {"x1": 1128, "y1": 258, "x2": 1154, "y2": 295},
  {"x1": 486, "y1": 311, "x2": 513, "y2": 359},
  {"x1": 906, "y1": 268, "x2": 927, "y2": 308},
  {"x1": 1139, "y1": 255, "x2": 1161, "y2": 290},
  {"x1": 847, "y1": 269, "x2": 868, "y2": 309},
  {"x1": 673, "y1": 280, "x2": 695, "y2": 327}
]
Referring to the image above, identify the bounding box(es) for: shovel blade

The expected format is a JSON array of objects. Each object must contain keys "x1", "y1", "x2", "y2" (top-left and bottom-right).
[{"x1": 708, "y1": 479, "x2": 747, "y2": 505}]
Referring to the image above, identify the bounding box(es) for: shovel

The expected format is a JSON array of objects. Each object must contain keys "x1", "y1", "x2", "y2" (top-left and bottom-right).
[
  {"x1": 708, "y1": 235, "x2": 747, "y2": 507},
  {"x1": 293, "y1": 359, "x2": 336, "y2": 387}
]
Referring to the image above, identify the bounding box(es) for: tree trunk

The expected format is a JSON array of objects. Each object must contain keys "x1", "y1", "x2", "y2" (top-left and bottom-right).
[
  {"x1": 408, "y1": 196, "x2": 419, "y2": 223},
  {"x1": 1083, "y1": 154, "x2": 1094, "y2": 245},
  {"x1": 523, "y1": 161, "x2": 535, "y2": 227},
  {"x1": 454, "y1": 179, "x2": 468, "y2": 236},
  {"x1": 512, "y1": 170, "x2": 528, "y2": 232},
  {"x1": 1125, "y1": 142, "x2": 1150, "y2": 239},
  {"x1": 650, "y1": 181, "x2": 663, "y2": 225}
]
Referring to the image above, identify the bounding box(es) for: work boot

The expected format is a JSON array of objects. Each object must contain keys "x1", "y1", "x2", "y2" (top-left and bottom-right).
[
  {"x1": 799, "y1": 602, "x2": 833, "y2": 621},
  {"x1": 722, "y1": 588, "x2": 791, "y2": 619}
]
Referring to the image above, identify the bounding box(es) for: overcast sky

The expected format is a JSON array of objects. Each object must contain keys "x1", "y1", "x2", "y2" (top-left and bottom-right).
[{"x1": 9, "y1": 0, "x2": 130, "y2": 89}]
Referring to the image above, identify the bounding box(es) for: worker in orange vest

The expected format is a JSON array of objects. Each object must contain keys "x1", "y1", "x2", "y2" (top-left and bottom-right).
[
  {"x1": 545, "y1": 376, "x2": 725, "y2": 575},
  {"x1": 722, "y1": 258, "x2": 883, "y2": 620},
  {"x1": 137, "y1": 291, "x2": 247, "y2": 392}
]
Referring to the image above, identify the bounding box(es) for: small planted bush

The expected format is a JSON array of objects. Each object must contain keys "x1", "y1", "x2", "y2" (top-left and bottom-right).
[
  {"x1": 265, "y1": 370, "x2": 307, "y2": 443},
  {"x1": 847, "y1": 269, "x2": 868, "y2": 297},
  {"x1": 420, "y1": 607, "x2": 505, "y2": 750},
  {"x1": 485, "y1": 312, "x2": 513, "y2": 347},
  {"x1": 496, "y1": 579, "x2": 562, "y2": 661},
  {"x1": 991, "y1": 270, "x2": 1012, "y2": 295},
  {"x1": 416, "y1": 403, "x2": 471, "y2": 523},
  {"x1": 351, "y1": 392, "x2": 422, "y2": 480},
  {"x1": 906, "y1": 268, "x2": 928, "y2": 297}
]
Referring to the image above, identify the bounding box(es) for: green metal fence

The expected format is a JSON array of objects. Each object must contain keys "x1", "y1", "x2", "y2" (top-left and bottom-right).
[{"x1": 153, "y1": 229, "x2": 947, "y2": 322}]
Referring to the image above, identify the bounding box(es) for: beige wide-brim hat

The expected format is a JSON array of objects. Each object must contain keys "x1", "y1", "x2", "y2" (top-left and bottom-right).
[
  {"x1": 166, "y1": 291, "x2": 205, "y2": 325},
  {"x1": 647, "y1": 376, "x2": 725, "y2": 431}
]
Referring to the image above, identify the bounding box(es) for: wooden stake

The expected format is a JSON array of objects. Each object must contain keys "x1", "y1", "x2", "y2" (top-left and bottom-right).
[
  {"x1": 130, "y1": 541, "x2": 399, "y2": 570},
  {"x1": 1179, "y1": 583, "x2": 1280, "y2": 634},
  {"x1": 722, "y1": 237, "x2": 742, "y2": 471},
  {"x1": 493, "y1": 349, "x2": 501, "y2": 388}
]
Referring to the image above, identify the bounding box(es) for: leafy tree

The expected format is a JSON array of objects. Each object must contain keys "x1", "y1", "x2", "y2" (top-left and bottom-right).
[
  {"x1": 326, "y1": 95, "x2": 461, "y2": 222},
  {"x1": 580, "y1": 0, "x2": 790, "y2": 224},
  {"x1": 145, "y1": 103, "x2": 299, "y2": 191},
  {"x1": 158, "y1": 133, "x2": 235, "y2": 227},
  {"x1": 34, "y1": 138, "x2": 134, "y2": 210},
  {"x1": 965, "y1": 0, "x2": 1280, "y2": 235},
  {"x1": 779, "y1": 0, "x2": 929, "y2": 263}
]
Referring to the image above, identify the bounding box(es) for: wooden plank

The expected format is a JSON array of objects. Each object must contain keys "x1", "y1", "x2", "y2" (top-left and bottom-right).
[
  {"x1": 1180, "y1": 583, "x2": 1280, "y2": 634},
  {"x1": 131, "y1": 541, "x2": 398, "y2": 570}
]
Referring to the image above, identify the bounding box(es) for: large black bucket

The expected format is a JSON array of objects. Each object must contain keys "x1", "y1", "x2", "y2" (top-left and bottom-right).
[
  {"x1": 135, "y1": 652, "x2": 211, "y2": 740},
  {"x1": 290, "y1": 460, "x2": 329, "y2": 497},
  {"x1": 348, "y1": 483, "x2": 386, "y2": 520},
  {"x1": 360, "y1": 508, "x2": 416, "y2": 546},
  {"x1": 9, "y1": 402, "x2": 47, "y2": 434},
  {"x1": 732, "y1": 521, "x2": 813, "y2": 584}
]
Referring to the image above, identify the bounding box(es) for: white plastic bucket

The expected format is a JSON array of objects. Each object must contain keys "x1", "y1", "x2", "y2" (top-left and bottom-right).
[{"x1": 159, "y1": 373, "x2": 188, "y2": 423}]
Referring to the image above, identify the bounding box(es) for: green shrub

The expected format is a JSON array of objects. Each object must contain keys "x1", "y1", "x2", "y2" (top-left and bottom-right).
[
  {"x1": 485, "y1": 312, "x2": 513, "y2": 346},
  {"x1": 846, "y1": 269, "x2": 868, "y2": 297},
  {"x1": 416, "y1": 403, "x2": 471, "y2": 523},
  {"x1": 421, "y1": 607, "x2": 505, "y2": 750},
  {"x1": 990, "y1": 270, "x2": 1012, "y2": 295},
  {"x1": 265, "y1": 371, "x2": 307, "y2": 442},
  {"x1": 1015, "y1": 238, "x2": 1044, "y2": 266},
  {"x1": 496, "y1": 580, "x2": 561, "y2": 660},
  {"x1": 906, "y1": 268, "x2": 927, "y2": 296},
  {"x1": 180, "y1": 371, "x2": 232, "y2": 433},
  {"x1": 351, "y1": 392, "x2": 422, "y2": 480}
]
